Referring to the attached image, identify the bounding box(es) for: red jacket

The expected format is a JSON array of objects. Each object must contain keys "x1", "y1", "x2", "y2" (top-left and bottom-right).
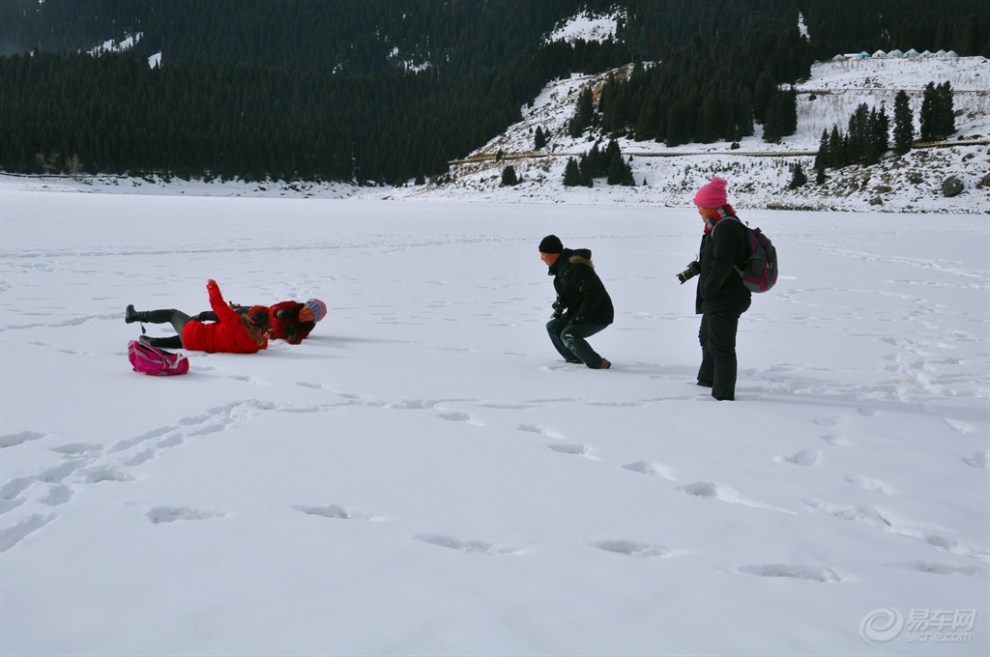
[
  {"x1": 268, "y1": 300, "x2": 316, "y2": 344},
  {"x1": 181, "y1": 281, "x2": 269, "y2": 354}
]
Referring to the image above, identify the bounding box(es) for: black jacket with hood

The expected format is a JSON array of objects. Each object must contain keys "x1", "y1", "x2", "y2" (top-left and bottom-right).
[
  {"x1": 549, "y1": 247, "x2": 614, "y2": 326},
  {"x1": 695, "y1": 210, "x2": 752, "y2": 315}
]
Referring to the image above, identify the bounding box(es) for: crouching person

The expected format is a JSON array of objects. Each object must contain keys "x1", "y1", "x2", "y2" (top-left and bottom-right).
[{"x1": 539, "y1": 234, "x2": 614, "y2": 369}]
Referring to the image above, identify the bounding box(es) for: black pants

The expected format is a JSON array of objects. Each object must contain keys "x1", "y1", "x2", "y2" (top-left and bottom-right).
[
  {"x1": 193, "y1": 307, "x2": 247, "y2": 322},
  {"x1": 697, "y1": 312, "x2": 740, "y2": 401},
  {"x1": 140, "y1": 309, "x2": 191, "y2": 349}
]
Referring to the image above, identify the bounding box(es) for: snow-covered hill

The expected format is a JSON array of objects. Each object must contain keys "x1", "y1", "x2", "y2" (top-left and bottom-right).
[{"x1": 407, "y1": 55, "x2": 990, "y2": 213}]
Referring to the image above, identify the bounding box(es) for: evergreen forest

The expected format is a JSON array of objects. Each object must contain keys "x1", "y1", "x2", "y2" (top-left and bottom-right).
[{"x1": 1, "y1": 0, "x2": 987, "y2": 184}]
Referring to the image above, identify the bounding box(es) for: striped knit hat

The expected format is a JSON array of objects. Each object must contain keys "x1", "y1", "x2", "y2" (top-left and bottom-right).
[{"x1": 305, "y1": 298, "x2": 327, "y2": 323}]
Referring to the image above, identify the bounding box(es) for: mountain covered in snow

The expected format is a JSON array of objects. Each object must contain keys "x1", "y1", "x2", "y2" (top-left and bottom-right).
[{"x1": 422, "y1": 53, "x2": 989, "y2": 213}]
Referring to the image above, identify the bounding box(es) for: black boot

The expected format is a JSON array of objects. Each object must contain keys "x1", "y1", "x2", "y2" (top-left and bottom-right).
[{"x1": 125, "y1": 304, "x2": 149, "y2": 324}]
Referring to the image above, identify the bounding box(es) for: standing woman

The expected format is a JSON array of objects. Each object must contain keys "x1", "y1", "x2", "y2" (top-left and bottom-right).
[
  {"x1": 125, "y1": 279, "x2": 270, "y2": 354},
  {"x1": 692, "y1": 177, "x2": 750, "y2": 400}
]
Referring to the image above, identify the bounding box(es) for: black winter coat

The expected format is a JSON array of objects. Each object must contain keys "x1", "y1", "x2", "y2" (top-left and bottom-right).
[
  {"x1": 695, "y1": 214, "x2": 752, "y2": 315},
  {"x1": 549, "y1": 248, "x2": 615, "y2": 325}
]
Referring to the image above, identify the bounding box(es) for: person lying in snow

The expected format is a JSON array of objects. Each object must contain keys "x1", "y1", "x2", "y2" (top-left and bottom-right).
[
  {"x1": 192, "y1": 298, "x2": 326, "y2": 345},
  {"x1": 124, "y1": 279, "x2": 269, "y2": 354}
]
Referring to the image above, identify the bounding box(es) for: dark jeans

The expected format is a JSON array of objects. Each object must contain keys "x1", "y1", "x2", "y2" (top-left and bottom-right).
[
  {"x1": 546, "y1": 316, "x2": 608, "y2": 368},
  {"x1": 698, "y1": 312, "x2": 740, "y2": 400},
  {"x1": 140, "y1": 309, "x2": 191, "y2": 348}
]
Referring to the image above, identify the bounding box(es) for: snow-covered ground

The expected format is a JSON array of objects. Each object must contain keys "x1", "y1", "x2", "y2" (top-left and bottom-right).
[{"x1": 1, "y1": 190, "x2": 987, "y2": 655}]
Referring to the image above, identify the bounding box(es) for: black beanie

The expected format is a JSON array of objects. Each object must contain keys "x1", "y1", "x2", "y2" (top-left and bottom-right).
[{"x1": 539, "y1": 234, "x2": 563, "y2": 254}]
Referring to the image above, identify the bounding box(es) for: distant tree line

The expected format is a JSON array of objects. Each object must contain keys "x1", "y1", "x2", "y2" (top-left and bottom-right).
[
  {"x1": 0, "y1": 0, "x2": 986, "y2": 182},
  {"x1": 562, "y1": 139, "x2": 635, "y2": 187},
  {"x1": 0, "y1": 41, "x2": 627, "y2": 183},
  {"x1": 581, "y1": 28, "x2": 808, "y2": 147}
]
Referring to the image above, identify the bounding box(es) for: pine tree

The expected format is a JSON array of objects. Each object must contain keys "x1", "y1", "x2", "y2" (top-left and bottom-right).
[
  {"x1": 814, "y1": 129, "x2": 829, "y2": 172},
  {"x1": 763, "y1": 94, "x2": 783, "y2": 144},
  {"x1": 868, "y1": 104, "x2": 889, "y2": 164},
  {"x1": 577, "y1": 154, "x2": 594, "y2": 187},
  {"x1": 534, "y1": 126, "x2": 547, "y2": 150},
  {"x1": 893, "y1": 90, "x2": 913, "y2": 155},
  {"x1": 828, "y1": 125, "x2": 845, "y2": 168},
  {"x1": 815, "y1": 164, "x2": 827, "y2": 185},
  {"x1": 563, "y1": 157, "x2": 581, "y2": 187},
  {"x1": 846, "y1": 103, "x2": 870, "y2": 164},
  {"x1": 935, "y1": 81, "x2": 956, "y2": 139},
  {"x1": 919, "y1": 81, "x2": 937, "y2": 141},
  {"x1": 568, "y1": 87, "x2": 595, "y2": 138},
  {"x1": 788, "y1": 162, "x2": 807, "y2": 190},
  {"x1": 782, "y1": 86, "x2": 798, "y2": 136},
  {"x1": 500, "y1": 165, "x2": 518, "y2": 187}
]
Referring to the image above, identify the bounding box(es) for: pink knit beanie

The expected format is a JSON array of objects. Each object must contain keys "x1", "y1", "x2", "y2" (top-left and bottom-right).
[{"x1": 693, "y1": 176, "x2": 728, "y2": 207}]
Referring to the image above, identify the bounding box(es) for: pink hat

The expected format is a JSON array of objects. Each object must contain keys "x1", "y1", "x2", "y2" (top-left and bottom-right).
[{"x1": 693, "y1": 176, "x2": 728, "y2": 207}]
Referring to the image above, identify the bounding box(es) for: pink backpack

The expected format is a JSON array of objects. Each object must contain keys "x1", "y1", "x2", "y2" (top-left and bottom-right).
[{"x1": 127, "y1": 340, "x2": 190, "y2": 376}]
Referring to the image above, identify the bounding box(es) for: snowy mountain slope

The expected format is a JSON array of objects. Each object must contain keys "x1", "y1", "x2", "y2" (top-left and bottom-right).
[{"x1": 410, "y1": 56, "x2": 990, "y2": 212}]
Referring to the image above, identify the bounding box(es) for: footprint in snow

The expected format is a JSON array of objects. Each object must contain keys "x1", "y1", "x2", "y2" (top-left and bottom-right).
[
  {"x1": 414, "y1": 533, "x2": 520, "y2": 556},
  {"x1": 804, "y1": 499, "x2": 895, "y2": 531},
  {"x1": 896, "y1": 561, "x2": 989, "y2": 577},
  {"x1": 436, "y1": 410, "x2": 482, "y2": 425},
  {"x1": 51, "y1": 442, "x2": 103, "y2": 456},
  {"x1": 590, "y1": 540, "x2": 677, "y2": 559},
  {"x1": 548, "y1": 443, "x2": 598, "y2": 460},
  {"x1": 83, "y1": 465, "x2": 135, "y2": 484},
  {"x1": 146, "y1": 506, "x2": 226, "y2": 524},
  {"x1": 40, "y1": 485, "x2": 73, "y2": 506},
  {"x1": 944, "y1": 418, "x2": 974, "y2": 434},
  {"x1": 773, "y1": 449, "x2": 822, "y2": 466},
  {"x1": 844, "y1": 473, "x2": 896, "y2": 494},
  {"x1": 0, "y1": 513, "x2": 57, "y2": 553},
  {"x1": 677, "y1": 481, "x2": 795, "y2": 514},
  {"x1": 621, "y1": 460, "x2": 677, "y2": 480},
  {"x1": 737, "y1": 563, "x2": 843, "y2": 583},
  {"x1": 294, "y1": 504, "x2": 383, "y2": 521},
  {"x1": 517, "y1": 423, "x2": 565, "y2": 440},
  {"x1": 0, "y1": 431, "x2": 46, "y2": 449},
  {"x1": 962, "y1": 451, "x2": 988, "y2": 469}
]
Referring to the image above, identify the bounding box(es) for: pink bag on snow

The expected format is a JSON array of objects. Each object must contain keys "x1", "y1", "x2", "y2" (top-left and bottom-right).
[{"x1": 127, "y1": 340, "x2": 190, "y2": 376}]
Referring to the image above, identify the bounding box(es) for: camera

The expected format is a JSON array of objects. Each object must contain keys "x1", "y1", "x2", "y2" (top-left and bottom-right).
[{"x1": 676, "y1": 261, "x2": 701, "y2": 284}]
